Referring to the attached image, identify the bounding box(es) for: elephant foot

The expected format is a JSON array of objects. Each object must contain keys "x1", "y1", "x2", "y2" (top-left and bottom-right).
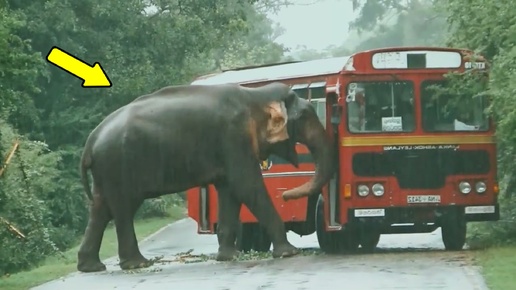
[
  {"x1": 272, "y1": 243, "x2": 299, "y2": 259},
  {"x1": 77, "y1": 260, "x2": 107, "y2": 273},
  {"x1": 216, "y1": 247, "x2": 238, "y2": 261},
  {"x1": 119, "y1": 256, "x2": 154, "y2": 270}
]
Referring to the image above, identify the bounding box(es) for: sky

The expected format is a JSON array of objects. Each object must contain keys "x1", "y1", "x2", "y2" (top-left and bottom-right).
[{"x1": 266, "y1": 0, "x2": 358, "y2": 52}]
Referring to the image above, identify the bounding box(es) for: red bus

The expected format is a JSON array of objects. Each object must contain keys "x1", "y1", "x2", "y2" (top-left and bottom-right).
[{"x1": 187, "y1": 46, "x2": 500, "y2": 253}]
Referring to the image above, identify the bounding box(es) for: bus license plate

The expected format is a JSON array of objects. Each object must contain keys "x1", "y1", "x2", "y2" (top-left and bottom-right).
[{"x1": 407, "y1": 195, "x2": 441, "y2": 204}]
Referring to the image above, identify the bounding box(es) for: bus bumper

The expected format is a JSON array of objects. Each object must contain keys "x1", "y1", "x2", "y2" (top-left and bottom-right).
[{"x1": 347, "y1": 203, "x2": 500, "y2": 225}]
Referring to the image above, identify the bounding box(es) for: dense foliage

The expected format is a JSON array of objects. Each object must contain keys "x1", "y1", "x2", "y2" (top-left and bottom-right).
[
  {"x1": 0, "y1": 0, "x2": 287, "y2": 275},
  {"x1": 437, "y1": 0, "x2": 516, "y2": 247}
]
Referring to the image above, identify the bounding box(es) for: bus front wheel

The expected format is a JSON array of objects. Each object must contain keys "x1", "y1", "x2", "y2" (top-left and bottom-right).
[
  {"x1": 359, "y1": 229, "x2": 381, "y2": 252},
  {"x1": 316, "y1": 195, "x2": 359, "y2": 253},
  {"x1": 253, "y1": 225, "x2": 272, "y2": 252},
  {"x1": 441, "y1": 212, "x2": 467, "y2": 251}
]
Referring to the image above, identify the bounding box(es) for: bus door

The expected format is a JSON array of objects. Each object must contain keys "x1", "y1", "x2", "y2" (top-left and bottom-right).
[
  {"x1": 310, "y1": 85, "x2": 338, "y2": 229},
  {"x1": 307, "y1": 82, "x2": 342, "y2": 230}
]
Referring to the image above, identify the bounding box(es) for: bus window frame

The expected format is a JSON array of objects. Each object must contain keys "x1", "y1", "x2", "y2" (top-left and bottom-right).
[
  {"x1": 291, "y1": 83, "x2": 327, "y2": 127},
  {"x1": 419, "y1": 79, "x2": 491, "y2": 133},
  {"x1": 310, "y1": 98, "x2": 326, "y2": 128},
  {"x1": 344, "y1": 80, "x2": 416, "y2": 134}
]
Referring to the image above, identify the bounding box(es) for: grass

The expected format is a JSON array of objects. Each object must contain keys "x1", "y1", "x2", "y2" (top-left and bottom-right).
[
  {"x1": 0, "y1": 205, "x2": 186, "y2": 290},
  {"x1": 475, "y1": 245, "x2": 516, "y2": 290}
]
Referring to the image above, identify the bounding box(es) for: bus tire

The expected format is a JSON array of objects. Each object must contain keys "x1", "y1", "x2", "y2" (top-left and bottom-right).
[
  {"x1": 236, "y1": 223, "x2": 271, "y2": 253},
  {"x1": 236, "y1": 223, "x2": 254, "y2": 253},
  {"x1": 441, "y1": 212, "x2": 467, "y2": 251},
  {"x1": 253, "y1": 225, "x2": 272, "y2": 252},
  {"x1": 340, "y1": 228, "x2": 360, "y2": 252},
  {"x1": 316, "y1": 195, "x2": 346, "y2": 254},
  {"x1": 359, "y1": 229, "x2": 381, "y2": 252}
]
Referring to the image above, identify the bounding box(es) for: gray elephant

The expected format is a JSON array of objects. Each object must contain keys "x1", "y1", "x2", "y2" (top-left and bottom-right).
[{"x1": 77, "y1": 82, "x2": 334, "y2": 272}]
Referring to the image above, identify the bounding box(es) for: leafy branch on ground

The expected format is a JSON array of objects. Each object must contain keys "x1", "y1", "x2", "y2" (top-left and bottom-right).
[{"x1": 120, "y1": 248, "x2": 324, "y2": 274}]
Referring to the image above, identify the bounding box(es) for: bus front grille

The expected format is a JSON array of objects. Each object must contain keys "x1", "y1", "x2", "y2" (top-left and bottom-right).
[{"x1": 352, "y1": 149, "x2": 490, "y2": 190}]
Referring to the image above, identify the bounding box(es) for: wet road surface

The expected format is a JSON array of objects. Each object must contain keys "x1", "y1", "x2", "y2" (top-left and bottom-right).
[{"x1": 33, "y1": 218, "x2": 489, "y2": 290}]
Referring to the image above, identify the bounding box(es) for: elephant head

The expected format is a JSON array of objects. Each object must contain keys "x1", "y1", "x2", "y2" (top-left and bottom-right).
[{"x1": 244, "y1": 82, "x2": 335, "y2": 201}]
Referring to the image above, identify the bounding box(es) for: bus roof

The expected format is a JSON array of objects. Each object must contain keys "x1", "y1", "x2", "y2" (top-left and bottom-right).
[
  {"x1": 190, "y1": 46, "x2": 483, "y2": 86},
  {"x1": 191, "y1": 56, "x2": 350, "y2": 86}
]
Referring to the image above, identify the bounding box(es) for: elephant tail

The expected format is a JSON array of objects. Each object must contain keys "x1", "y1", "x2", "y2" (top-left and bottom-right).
[{"x1": 80, "y1": 143, "x2": 93, "y2": 201}]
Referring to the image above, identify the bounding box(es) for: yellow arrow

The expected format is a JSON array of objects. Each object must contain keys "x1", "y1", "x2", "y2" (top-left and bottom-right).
[{"x1": 46, "y1": 46, "x2": 112, "y2": 88}]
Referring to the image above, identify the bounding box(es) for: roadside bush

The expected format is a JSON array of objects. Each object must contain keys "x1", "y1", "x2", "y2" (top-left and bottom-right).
[
  {"x1": 0, "y1": 121, "x2": 62, "y2": 275},
  {"x1": 40, "y1": 146, "x2": 89, "y2": 250},
  {"x1": 135, "y1": 194, "x2": 185, "y2": 220},
  {"x1": 467, "y1": 177, "x2": 516, "y2": 249}
]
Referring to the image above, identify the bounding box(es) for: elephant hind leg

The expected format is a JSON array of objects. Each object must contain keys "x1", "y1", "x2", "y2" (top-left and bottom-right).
[
  {"x1": 111, "y1": 197, "x2": 152, "y2": 270},
  {"x1": 77, "y1": 187, "x2": 112, "y2": 273}
]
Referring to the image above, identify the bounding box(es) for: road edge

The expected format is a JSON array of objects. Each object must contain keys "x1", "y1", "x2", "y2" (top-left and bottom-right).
[
  {"x1": 31, "y1": 217, "x2": 192, "y2": 290},
  {"x1": 138, "y1": 217, "x2": 189, "y2": 245},
  {"x1": 102, "y1": 217, "x2": 190, "y2": 264}
]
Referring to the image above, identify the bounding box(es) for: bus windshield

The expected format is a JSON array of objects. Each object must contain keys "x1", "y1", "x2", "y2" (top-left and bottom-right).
[
  {"x1": 346, "y1": 81, "x2": 415, "y2": 133},
  {"x1": 421, "y1": 80, "x2": 489, "y2": 132}
]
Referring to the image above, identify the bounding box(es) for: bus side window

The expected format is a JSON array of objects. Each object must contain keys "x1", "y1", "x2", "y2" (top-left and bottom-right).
[
  {"x1": 310, "y1": 99, "x2": 326, "y2": 129},
  {"x1": 292, "y1": 86, "x2": 309, "y2": 99},
  {"x1": 293, "y1": 85, "x2": 326, "y2": 127},
  {"x1": 309, "y1": 86, "x2": 326, "y2": 128}
]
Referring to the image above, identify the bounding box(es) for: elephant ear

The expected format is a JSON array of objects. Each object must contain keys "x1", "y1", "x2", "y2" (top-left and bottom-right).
[
  {"x1": 264, "y1": 101, "x2": 289, "y2": 143},
  {"x1": 275, "y1": 88, "x2": 305, "y2": 168},
  {"x1": 252, "y1": 83, "x2": 304, "y2": 168}
]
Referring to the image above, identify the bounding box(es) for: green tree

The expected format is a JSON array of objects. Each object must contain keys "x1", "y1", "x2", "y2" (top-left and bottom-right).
[
  {"x1": 0, "y1": 6, "x2": 45, "y2": 135},
  {"x1": 353, "y1": 0, "x2": 446, "y2": 51},
  {"x1": 436, "y1": 0, "x2": 516, "y2": 247},
  {"x1": 202, "y1": 5, "x2": 287, "y2": 71},
  {"x1": 346, "y1": 0, "x2": 446, "y2": 52},
  {"x1": 289, "y1": 0, "x2": 445, "y2": 60},
  {"x1": 0, "y1": 120, "x2": 63, "y2": 275},
  {"x1": 0, "y1": 6, "x2": 67, "y2": 274}
]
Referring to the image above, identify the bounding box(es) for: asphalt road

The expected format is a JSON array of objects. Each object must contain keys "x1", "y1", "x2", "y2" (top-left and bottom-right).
[{"x1": 33, "y1": 218, "x2": 489, "y2": 290}]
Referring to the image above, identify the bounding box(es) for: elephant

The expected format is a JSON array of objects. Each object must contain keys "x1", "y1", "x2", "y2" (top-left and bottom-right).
[{"x1": 76, "y1": 82, "x2": 335, "y2": 272}]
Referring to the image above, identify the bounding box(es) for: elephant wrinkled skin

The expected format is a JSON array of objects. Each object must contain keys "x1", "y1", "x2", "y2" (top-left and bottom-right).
[{"x1": 76, "y1": 82, "x2": 335, "y2": 273}]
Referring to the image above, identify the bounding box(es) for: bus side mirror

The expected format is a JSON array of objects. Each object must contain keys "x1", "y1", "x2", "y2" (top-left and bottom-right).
[{"x1": 331, "y1": 103, "x2": 341, "y2": 125}]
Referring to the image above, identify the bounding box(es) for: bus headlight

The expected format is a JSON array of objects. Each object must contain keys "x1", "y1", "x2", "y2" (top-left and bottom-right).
[
  {"x1": 357, "y1": 185, "x2": 369, "y2": 197},
  {"x1": 475, "y1": 181, "x2": 487, "y2": 194},
  {"x1": 372, "y1": 183, "x2": 384, "y2": 196},
  {"x1": 459, "y1": 181, "x2": 471, "y2": 194}
]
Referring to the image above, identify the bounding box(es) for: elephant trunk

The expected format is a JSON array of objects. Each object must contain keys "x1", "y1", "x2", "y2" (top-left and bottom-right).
[{"x1": 281, "y1": 116, "x2": 335, "y2": 201}]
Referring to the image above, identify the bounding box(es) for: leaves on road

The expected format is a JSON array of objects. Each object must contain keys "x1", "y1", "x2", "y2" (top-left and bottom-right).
[{"x1": 119, "y1": 248, "x2": 323, "y2": 274}]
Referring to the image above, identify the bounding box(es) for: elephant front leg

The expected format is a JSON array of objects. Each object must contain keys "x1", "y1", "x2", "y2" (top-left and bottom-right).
[
  {"x1": 214, "y1": 182, "x2": 241, "y2": 261},
  {"x1": 77, "y1": 190, "x2": 112, "y2": 273},
  {"x1": 239, "y1": 186, "x2": 299, "y2": 259},
  {"x1": 221, "y1": 131, "x2": 298, "y2": 259},
  {"x1": 225, "y1": 157, "x2": 299, "y2": 259}
]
